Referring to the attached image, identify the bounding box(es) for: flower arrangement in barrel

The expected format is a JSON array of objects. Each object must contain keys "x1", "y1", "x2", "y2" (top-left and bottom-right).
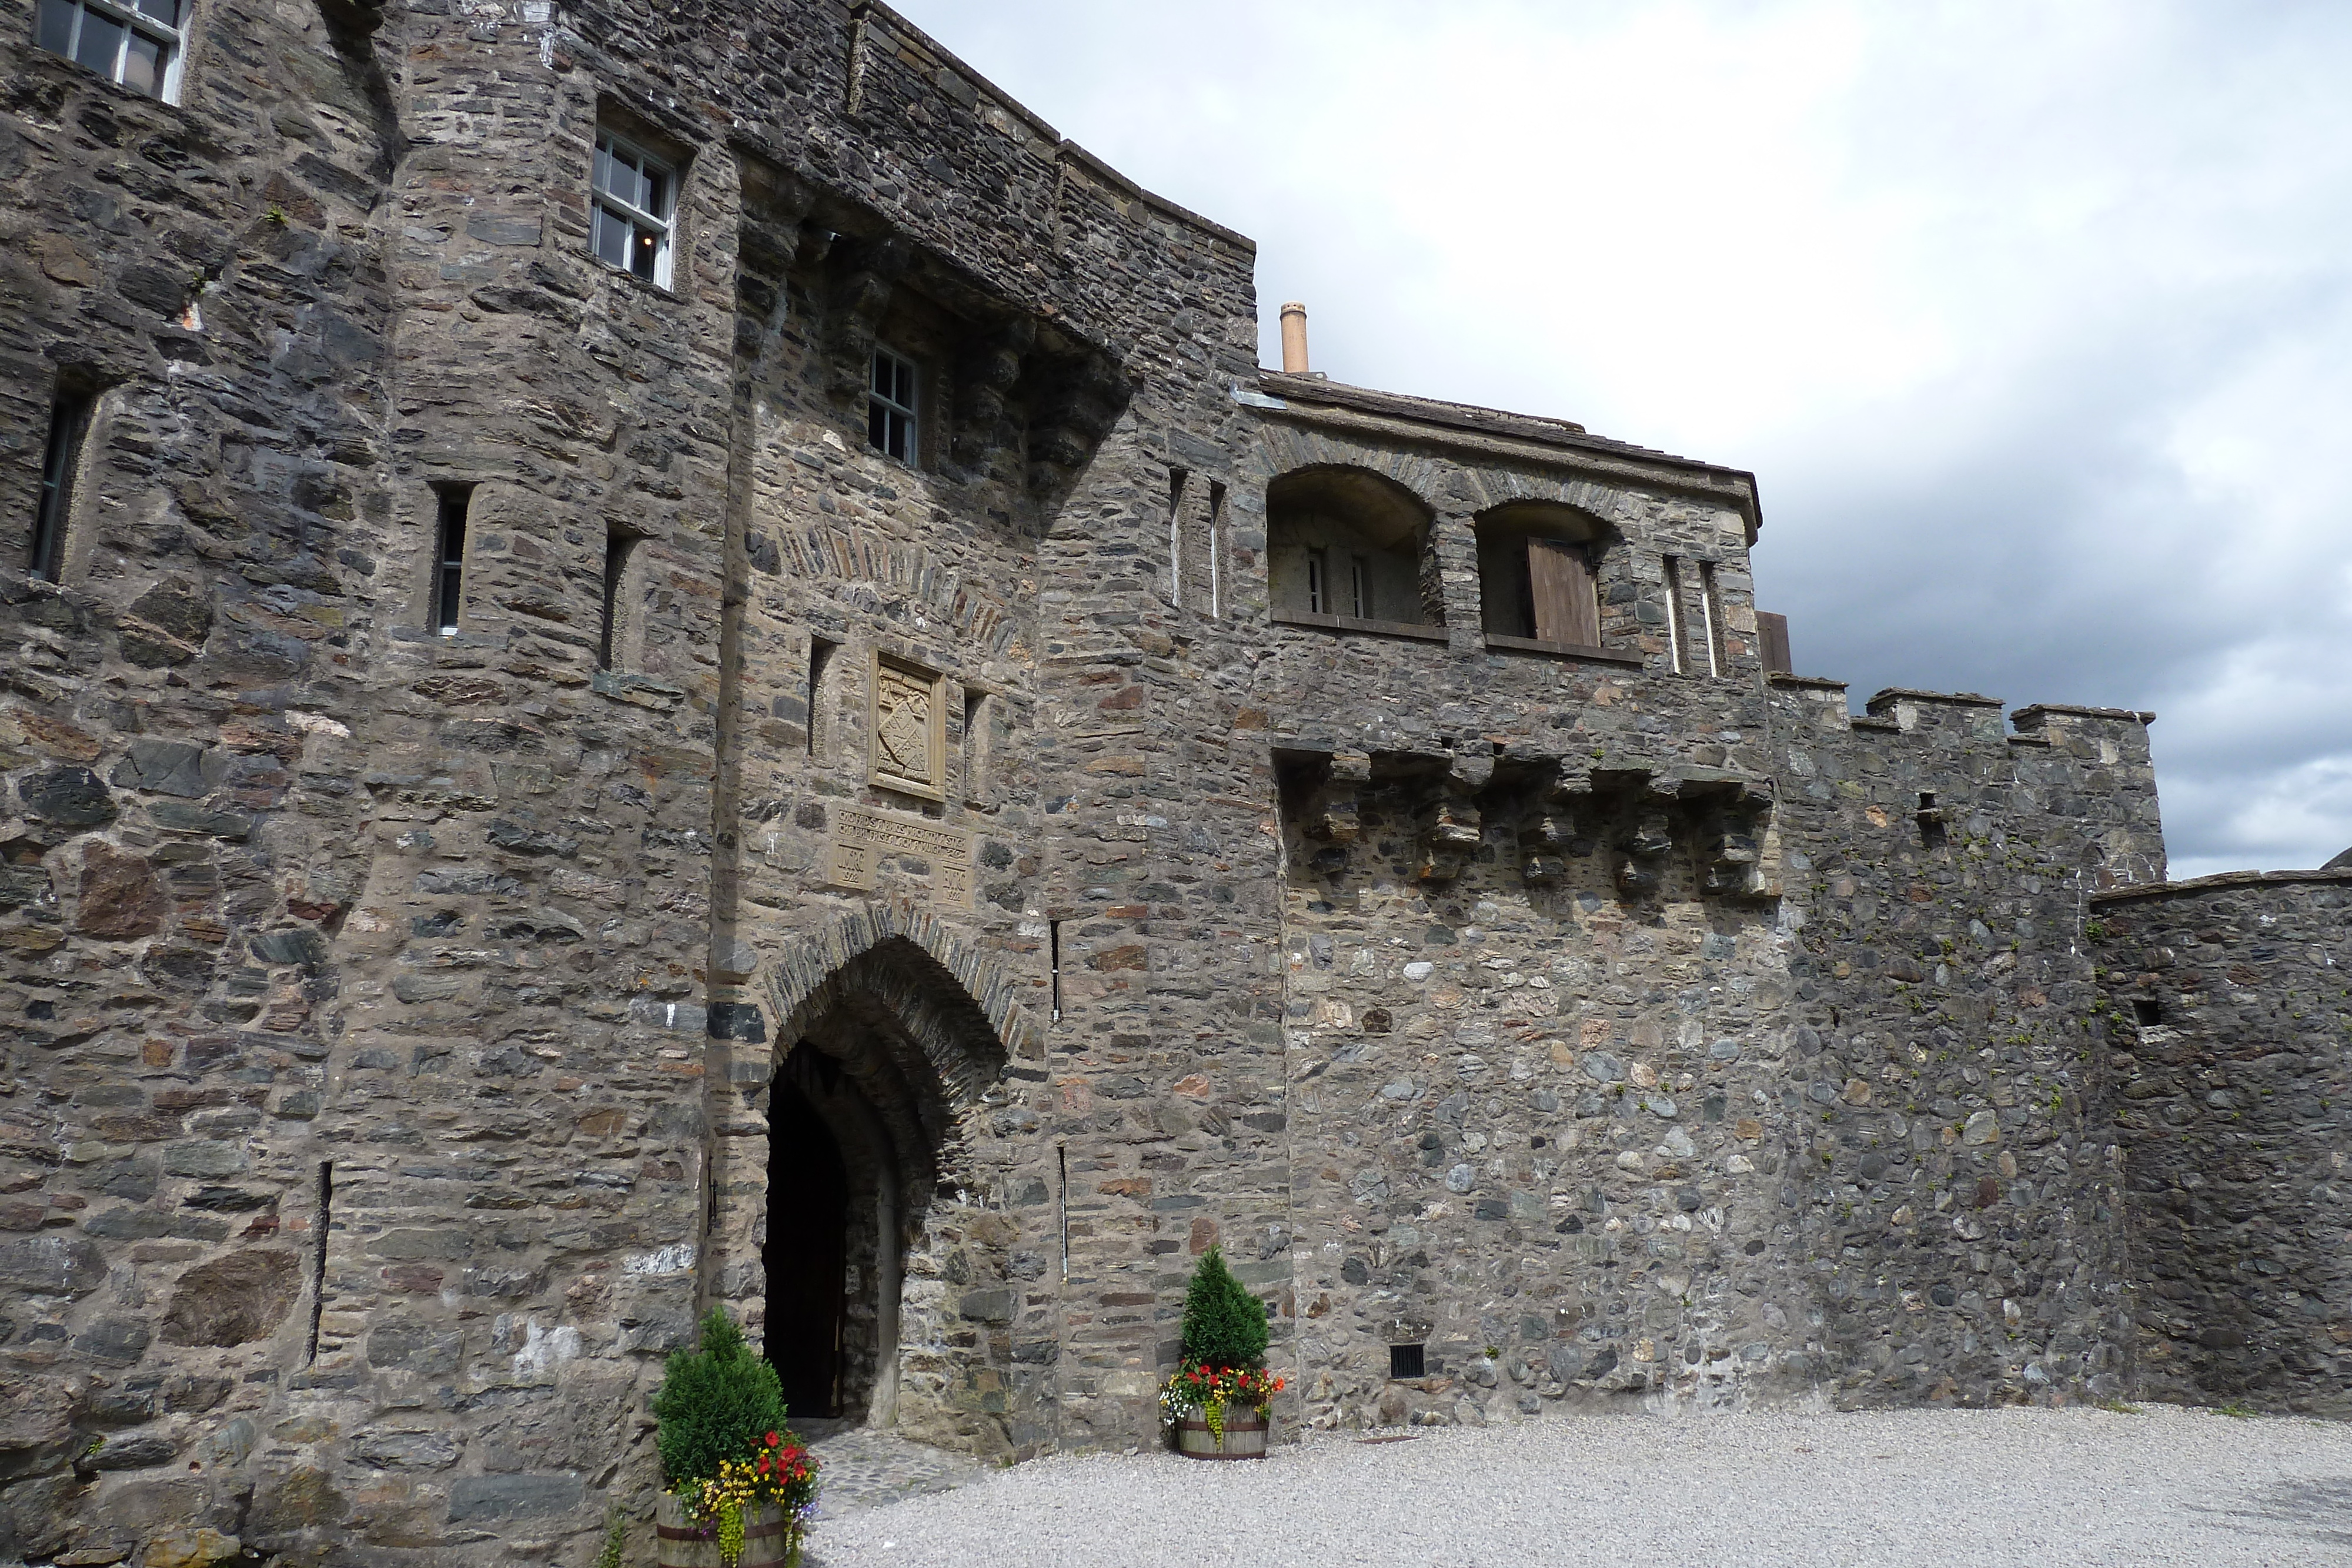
[
  {"x1": 652, "y1": 1309, "x2": 822, "y2": 1567},
  {"x1": 1158, "y1": 1245, "x2": 1286, "y2": 1443}
]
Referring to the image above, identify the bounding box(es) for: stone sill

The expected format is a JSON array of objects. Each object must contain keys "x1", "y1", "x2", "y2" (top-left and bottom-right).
[
  {"x1": 1482, "y1": 633, "x2": 1642, "y2": 667},
  {"x1": 1271, "y1": 610, "x2": 1448, "y2": 644}
]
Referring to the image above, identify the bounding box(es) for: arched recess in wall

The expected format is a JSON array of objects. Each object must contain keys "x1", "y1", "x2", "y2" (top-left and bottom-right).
[
  {"x1": 749, "y1": 909, "x2": 1023, "y2": 1451},
  {"x1": 1474, "y1": 500, "x2": 1614, "y2": 647},
  {"x1": 1266, "y1": 464, "x2": 1438, "y2": 627}
]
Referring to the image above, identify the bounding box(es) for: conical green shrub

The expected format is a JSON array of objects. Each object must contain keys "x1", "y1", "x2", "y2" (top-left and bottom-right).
[
  {"x1": 1180, "y1": 1245, "x2": 1269, "y2": 1370},
  {"x1": 651, "y1": 1308, "x2": 790, "y2": 1486}
]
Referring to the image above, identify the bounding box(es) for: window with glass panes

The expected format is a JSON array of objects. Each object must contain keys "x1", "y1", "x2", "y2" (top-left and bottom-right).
[
  {"x1": 868, "y1": 347, "x2": 918, "y2": 463},
  {"x1": 591, "y1": 131, "x2": 674, "y2": 285},
  {"x1": 36, "y1": 0, "x2": 183, "y2": 101}
]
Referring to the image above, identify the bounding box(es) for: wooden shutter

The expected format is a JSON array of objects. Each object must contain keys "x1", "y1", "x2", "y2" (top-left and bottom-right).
[
  {"x1": 1528, "y1": 539, "x2": 1599, "y2": 646},
  {"x1": 1757, "y1": 611, "x2": 1793, "y2": 674}
]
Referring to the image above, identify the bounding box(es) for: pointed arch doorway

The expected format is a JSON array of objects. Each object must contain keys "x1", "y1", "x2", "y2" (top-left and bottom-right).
[{"x1": 749, "y1": 931, "x2": 1018, "y2": 1445}]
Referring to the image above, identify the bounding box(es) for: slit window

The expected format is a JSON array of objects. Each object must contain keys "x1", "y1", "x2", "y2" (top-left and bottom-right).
[
  {"x1": 1168, "y1": 467, "x2": 1188, "y2": 606},
  {"x1": 432, "y1": 488, "x2": 470, "y2": 635},
  {"x1": 36, "y1": 0, "x2": 183, "y2": 101},
  {"x1": 29, "y1": 388, "x2": 93, "y2": 583},
  {"x1": 807, "y1": 636, "x2": 839, "y2": 758},
  {"x1": 305, "y1": 1159, "x2": 332, "y2": 1365},
  {"x1": 2132, "y1": 998, "x2": 2162, "y2": 1028},
  {"x1": 1663, "y1": 556, "x2": 1689, "y2": 674},
  {"x1": 1348, "y1": 554, "x2": 1371, "y2": 620},
  {"x1": 591, "y1": 129, "x2": 675, "y2": 286},
  {"x1": 597, "y1": 531, "x2": 639, "y2": 671},
  {"x1": 1698, "y1": 560, "x2": 1725, "y2": 677},
  {"x1": 868, "y1": 346, "x2": 918, "y2": 463},
  {"x1": 1389, "y1": 1343, "x2": 1425, "y2": 1379},
  {"x1": 962, "y1": 687, "x2": 988, "y2": 806},
  {"x1": 1207, "y1": 480, "x2": 1227, "y2": 618},
  {"x1": 1306, "y1": 549, "x2": 1329, "y2": 615},
  {"x1": 1049, "y1": 918, "x2": 1063, "y2": 1022}
]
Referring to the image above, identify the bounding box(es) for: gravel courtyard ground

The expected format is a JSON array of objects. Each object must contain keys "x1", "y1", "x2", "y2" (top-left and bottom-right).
[{"x1": 804, "y1": 1405, "x2": 2352, "y2": 1567}]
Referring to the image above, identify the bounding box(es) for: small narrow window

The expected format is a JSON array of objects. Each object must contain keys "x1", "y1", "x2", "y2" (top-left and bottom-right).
[
  {"x1": 36, "y1": 0, "x2": 184, "y2": 101},
  {"x1": 1349, "y1": 555, "x2": 1371, "y2": 620},
  {"x1": 1698, "y1": 560, "x2": 1725, "y2": 677},
  {"x1": 1057, "y1": 1144, "x2": 1070, "y2": 1282},
  {"x1": 29, "y1": 388, "x2": 93, "y2": 583},
  {"x1": 1048, "y1": 918, "x2": 1063, "y2": 1022},
  {"x1": 1207, "y1": 480, "x2": 1227, "y2": 618},
  {"x1": 962, "y1": 687, "x2": 988, "y2": 806},
  {"x1": 1306, "y1": 549, "x2": 1329, "y2": 616},
  {"x1": 868, "y1": 346, "x2": 918, "y2": 463},
  {"x1": 1389, "y1": 1343, "x2": 1425, "y2": 1379},
  {"x1": 432, "y1": 488, "x2": 471, "y2": 636},
  {"x1": 1168, "y1": 467, "x2": 1188, "y2": 607},
  {"x1": 591, "y1": 129, "x2": 675, "y2": 286},
  {"x1": 597, "y1": 531, "x2": 639, "y2": 671},
  {"x1": 2132, "y1": 998, "x2": 2162, "y2": 1028},
  {"x1": 305, "y1": 1159, "x2": 332, "y2": 1365},
  {"x1": 1662, "y1": 556, "x2": 1689, "y2": 674},
  {"x1": 807, "y1": 636, "x2": 839, "y2": 758}
]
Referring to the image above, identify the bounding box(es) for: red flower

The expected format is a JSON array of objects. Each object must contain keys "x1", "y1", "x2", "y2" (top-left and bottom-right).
[{"x1": 766, "y1": 1430, "x2": 780, "y2": 1447}]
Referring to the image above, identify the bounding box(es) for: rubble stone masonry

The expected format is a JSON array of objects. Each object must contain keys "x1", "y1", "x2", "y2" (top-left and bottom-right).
[{"x1": 0, "y1": 0, "x2": 2336, "y2": 1562}]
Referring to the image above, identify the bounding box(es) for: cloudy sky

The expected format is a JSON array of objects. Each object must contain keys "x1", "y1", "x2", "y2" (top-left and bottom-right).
[{"x1": 898, "y1": 0, "x2": 2352, "y2": 879}]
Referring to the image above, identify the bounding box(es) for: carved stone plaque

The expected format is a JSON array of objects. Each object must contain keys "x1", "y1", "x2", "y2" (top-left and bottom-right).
[
  {"x1": 823, "y1": 804, "x2": 974, "y2": 910},
  {"x1": 870, "y1": 652, "x2": 946, "y2": 801}
]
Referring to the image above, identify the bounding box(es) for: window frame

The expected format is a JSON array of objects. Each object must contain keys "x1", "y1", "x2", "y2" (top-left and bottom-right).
[
  {"x1": 431, "y1": 487, "x2": 472, "y2": 637},
  {"x1": 597, "y1": 529, "x2": 644, "y2": 672},
  {"x1": 867, "y1": 345, "x2": 920, "y2": 465},
  {"x1": 34, "y1": 0, "x2": 185, "y2": 102},
  {"x1": 590, "y1": 127, "x2": 677, "y2": 288},
  {"x1": 29, "y1": 389, "x2": 95, "y2": 584}
]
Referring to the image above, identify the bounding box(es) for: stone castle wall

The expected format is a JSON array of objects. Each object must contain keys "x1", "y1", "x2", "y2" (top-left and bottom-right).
[
  {"x1": 1768, "y1": 687, "x2": 2164, "y2": 1410},
  {"x1": 0, "y1": 0, "x2": 2321, "y2": 1563},
  {"x1": 2093, "y1": 871, "x2": 2352, "y2": 1415}
]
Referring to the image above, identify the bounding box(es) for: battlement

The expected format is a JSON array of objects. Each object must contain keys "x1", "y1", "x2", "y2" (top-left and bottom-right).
[{"x1": 1769, "y1": 674, "x2": 2157, "y2": 757}]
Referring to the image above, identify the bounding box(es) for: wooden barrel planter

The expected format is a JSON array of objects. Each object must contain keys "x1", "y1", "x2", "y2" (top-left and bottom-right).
[
  {"x1": 1174, "y1": 1412, "x2": 1269, "y2": 1460},
  {"x1": 656, "y1": 1493, "x2": 799, "y2": 1568}
]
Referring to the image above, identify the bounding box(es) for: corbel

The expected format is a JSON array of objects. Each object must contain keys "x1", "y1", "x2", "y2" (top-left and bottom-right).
[
  {"x1": 1415, "y1": 786, "x2": 1482, "y2": 884},
  {"x1": 1302, "y1": 751, "x2": 1371, "y2": 844},
  {"x1": 952, "y1": 315, "x2": 1035, "y2": 470},
  {"x1": 826, "y1": 236, "x2": 910, "y2": 407},
  {"x1": 1027, "y1": 351, "x2": 1129, "y2": 491}
]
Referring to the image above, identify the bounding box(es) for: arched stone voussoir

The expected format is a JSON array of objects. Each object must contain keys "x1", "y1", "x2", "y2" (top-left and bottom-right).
[
  {"x1": 1255, "y1": 427, "x2": 1452, "y2": 512},
  {"x1": 1455, "y1": 468, "x2": 1637, "y2": 524},
  {"x1": 764, "y1": 899, "x2": 1037, "y2": 1084}
]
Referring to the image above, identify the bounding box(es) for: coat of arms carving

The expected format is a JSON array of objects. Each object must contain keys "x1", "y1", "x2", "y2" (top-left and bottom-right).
[{"x1": 870, "y1": 652, "x2": 946, "y2": 800}]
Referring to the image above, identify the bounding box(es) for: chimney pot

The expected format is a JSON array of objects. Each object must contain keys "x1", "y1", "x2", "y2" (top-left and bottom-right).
[{"x1": 1279, "y1": 301, "x2": 1309, "y2": 374}]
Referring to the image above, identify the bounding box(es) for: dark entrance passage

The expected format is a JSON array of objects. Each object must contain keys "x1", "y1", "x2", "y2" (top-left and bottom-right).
[{"x1": 764, "y1": 1076, "x2": 848, "y2": 1419}]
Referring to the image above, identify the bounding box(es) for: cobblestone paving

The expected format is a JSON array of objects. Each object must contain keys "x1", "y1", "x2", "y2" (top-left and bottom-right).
[{"x1": 800, "y1": 1419, "x2": 989, "y2": 1523}]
